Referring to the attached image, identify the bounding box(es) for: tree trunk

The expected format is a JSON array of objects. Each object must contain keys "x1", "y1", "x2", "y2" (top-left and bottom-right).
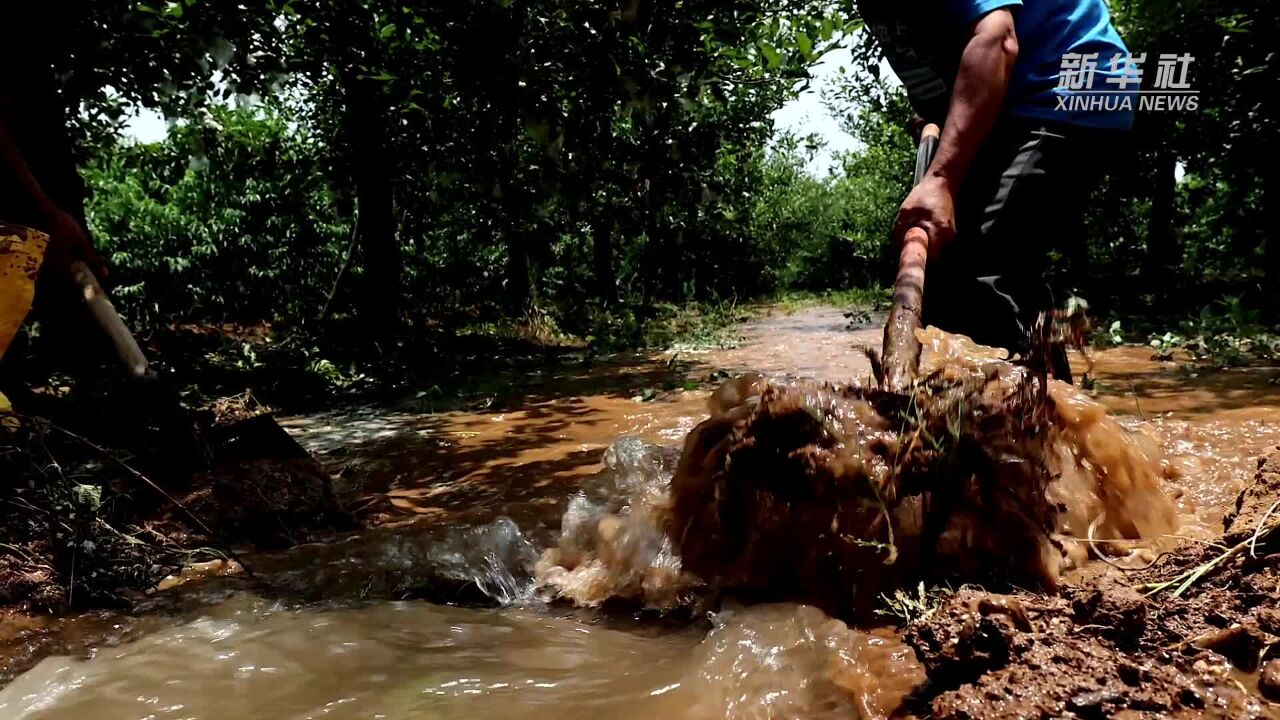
[
  {"x1": 593, "y1": 218, "x2": 616, "y2": 306},
  {"x1": 341, "y1": 73, "x2": 399, "y2": 342},
  {"x1": 1264, "y1": 161, "x2": 1279, "y2": 324},
  {"x1": 1146, "y1": 146, "x2": 1179, "y2": 291},
  {"x1": 504, "y1": 228, "x2": 537, "y2": 318}
]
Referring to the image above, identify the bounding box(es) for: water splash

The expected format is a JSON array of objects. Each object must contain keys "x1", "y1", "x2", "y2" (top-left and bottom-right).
[
  {"x1": 678, "y1": 603, "x2": 926, "y2": 720},
  {"x1": 660, "y1": 328, "x2": 1184, "y2": 618},
  {"x1": 536, "y1": 437, "x2": 699, "y2": 608},
  {"x1": 427, "y1": 517, "x2": 540, "y2": 605},
  {"x1": 917, "y1": 327, "x2": 1181, "y2": 569},
  {"x1": 247, "y1": 516, "x2": 540, "y2": 606}
]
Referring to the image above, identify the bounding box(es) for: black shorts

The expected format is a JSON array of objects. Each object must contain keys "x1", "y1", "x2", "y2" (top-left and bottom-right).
[{"x1": 921, "y1": 118, "x2": 1123, "y2": 377}]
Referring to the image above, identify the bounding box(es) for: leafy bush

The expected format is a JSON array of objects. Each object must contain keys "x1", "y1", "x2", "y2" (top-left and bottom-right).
[
  {"x1": 84, "y1": 107, "x2": 350, "y2": 329},
  {"x1": 1148, "y1": 296, "x2": 1280, "y2": 366}
]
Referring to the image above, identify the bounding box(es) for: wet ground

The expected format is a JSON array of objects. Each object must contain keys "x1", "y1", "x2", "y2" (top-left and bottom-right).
[
  {"x1": 2, "y1": 306, "x2": 1279, "y2": 719},
  {"x1": 281, "y1": 308, "x2": 887, "y2": 524}
]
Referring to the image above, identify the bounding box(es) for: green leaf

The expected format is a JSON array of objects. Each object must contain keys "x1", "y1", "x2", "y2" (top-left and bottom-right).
[
  {"x1": 796, "y1": 32, "x2": 812, "y2": 58},
  {"x1": 759, "y1": 42, "x2": 781, "y2": 69},
  {"x1": 819, "y1": 17, "x2": 834, "y2": 40}
]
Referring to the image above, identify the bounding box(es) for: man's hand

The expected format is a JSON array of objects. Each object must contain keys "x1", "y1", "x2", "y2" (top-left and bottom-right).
[
  {"x1": 889, "y1": 9, "x2": 1016, "y2": 258},
  {"x1": 892, "y1": 175, "x2": 956, "y2": 256}
]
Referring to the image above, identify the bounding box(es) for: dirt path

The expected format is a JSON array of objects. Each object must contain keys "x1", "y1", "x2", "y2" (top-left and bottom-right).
[
  {"x1": 280, "y1": 306, "x2": 884, "y2": 527},
  {"x1": 284, "y1": 305, "x2": 1280, "y2": 534}
]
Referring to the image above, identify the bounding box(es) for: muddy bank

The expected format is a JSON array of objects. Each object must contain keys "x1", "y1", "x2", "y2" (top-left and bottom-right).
[
  {"x1": 0, "y1": 412, "x2": 349, "y2": 616},
  {"x1": 905, "y1": 449, "x2": 1280, "y2": 719},
  {"x1": 9, "y1": 443, "x2": 1278, "y2": 719}
]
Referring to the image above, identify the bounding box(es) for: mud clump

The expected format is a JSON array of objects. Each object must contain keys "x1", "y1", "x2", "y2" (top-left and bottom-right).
[
  {"x1": 666, "y1": 330, "x2": 1178, "y2": 621},
  {"x1": 905, "y1": 449, "x2": 1280, "y2": 719},
  {"x1": 908, "y1": 586, "x2": 1221, "y2": 718},
  {"x1": 1261, "y1": 660, "x2": 1280, "y2": 701},
  {"x1": 1070, "y1": 577, "x2": 1148, "y2": 643},
  {"x1": 908, "y1": 586, "x2": 1267, "y2": 719},
  {"x1": 1223, "y1": 452, "x2": 1280, "y2": 543}
]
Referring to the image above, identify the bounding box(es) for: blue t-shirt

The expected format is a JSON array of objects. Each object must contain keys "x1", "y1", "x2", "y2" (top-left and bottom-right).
[{"x1": 859, "y1": 0, "x2": 1135, "y2": 130}]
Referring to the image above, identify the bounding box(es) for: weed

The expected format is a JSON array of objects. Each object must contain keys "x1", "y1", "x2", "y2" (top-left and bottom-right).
[
  {"x1": 877, "y1": 581, "x2": 952, "y2": 625},
  {"x1": 1147, "y1": 296, "x2": 1279, "y2": 367},
  {"x1": 1139, "y1": 504, "x2": 1279, "y2": 598}
]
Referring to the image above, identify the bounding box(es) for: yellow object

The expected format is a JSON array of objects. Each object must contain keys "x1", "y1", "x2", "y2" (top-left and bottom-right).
[
  {"x1": 0, "y1": 223, "x2": 48, "y2": 361},
  {"x1": 0, "y1": 390, "x2": 16, "y2": 431}
]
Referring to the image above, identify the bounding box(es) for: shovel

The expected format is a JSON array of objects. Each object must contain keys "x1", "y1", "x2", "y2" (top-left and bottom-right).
[
  {"x1": 881, "y1": 123, "x2": 940, "y2": 390},
  {"x1": 69, "y1": 260, "x2": 308, "y2": 465}
]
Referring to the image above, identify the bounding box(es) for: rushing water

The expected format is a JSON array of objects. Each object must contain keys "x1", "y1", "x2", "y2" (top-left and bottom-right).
[
  {"x1": 0, "y1": 596, "x2": 926, "y2": 720},
  {"x1": 3, "y1": 307, "x2": 1278, "y2": 719}
]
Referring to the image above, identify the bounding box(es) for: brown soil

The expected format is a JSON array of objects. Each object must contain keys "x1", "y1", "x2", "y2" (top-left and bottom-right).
[
  {"x1": 904, "y1": 449, "x2": 1280, "y2": 719},
  {"x1": 183, "y1": 457, "x2": 352, "y2": 549}
]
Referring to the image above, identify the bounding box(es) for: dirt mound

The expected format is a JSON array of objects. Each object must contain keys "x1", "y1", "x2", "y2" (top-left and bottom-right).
[
  {"x1": 905, "y1": 449, "x2": 1280, "y2": 719},
  {"x1": 668, "y1": 365, "x2": 1126, "y2": 619}
]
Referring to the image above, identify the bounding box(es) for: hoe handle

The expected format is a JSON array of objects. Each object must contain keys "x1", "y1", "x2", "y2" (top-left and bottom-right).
[
  {"x1": 881, "y1": 123, "x2": 940, "y2": 390},
  {"x1": 70, "y1": 260, "x2": 154, "y2": 381}
]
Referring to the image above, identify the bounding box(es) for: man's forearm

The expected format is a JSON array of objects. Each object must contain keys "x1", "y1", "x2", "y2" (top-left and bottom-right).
[{"x1": 928, "y1": 9, "x2": 1019, "y2": 191}]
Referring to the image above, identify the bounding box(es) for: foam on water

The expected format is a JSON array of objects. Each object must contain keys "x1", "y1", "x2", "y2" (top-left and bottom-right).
[{"x1": 535, "y1": 437, "x2": 698, "y2": 608}]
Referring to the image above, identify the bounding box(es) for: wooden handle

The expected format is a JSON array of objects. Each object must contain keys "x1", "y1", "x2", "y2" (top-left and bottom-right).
[
  {"x1": 70, "y1": 260, "x2": 153, "y2": 381},
  {"x1": 880, "y1": 123, "x2": 941, "y2": 389},
  {"x1": 882, "y1": 227, "x2": 929, "y2": 390},
  {"x1": 913, "y1": 124, "x2": 941, "y2": 188}
]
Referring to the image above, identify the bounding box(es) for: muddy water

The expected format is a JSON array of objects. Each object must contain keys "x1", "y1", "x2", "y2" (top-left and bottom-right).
[
  {"x1": 279, "y1": 309, "x2": 883, "y2": 527},
  {"x1": 1076, "y1": 345, "x2": 1280, "y2": 531},
  {"x1": 0, "y1": 598, "x2": 922, "y2": 720},
  {"x1": 4, "y1": 307, "x2": 1279, "y2": 719}
]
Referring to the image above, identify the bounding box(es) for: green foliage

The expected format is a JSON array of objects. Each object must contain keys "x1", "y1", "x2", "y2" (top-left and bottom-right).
[
  {"x1": 773, "y1": 287, "x2": 891, "y2": 315},
  {"x1": 1096, "y1": 320, "x2": 1127, "y2": 348},
  {"x1": 83, "y1": 106, "x2": 348, "y2": 328},
  {"x1": 585, "y1": 301, "x2": 749, "y2": 352},
  {"x1": 45, "y1": 0, "x2": 1279, "y2": 407},
  {"x1": 75, "y1": 2, "x2": 878, "y2": 351},
  {"x1": 1146, "y1": 296, "x2": 1279, "y2": 367}
]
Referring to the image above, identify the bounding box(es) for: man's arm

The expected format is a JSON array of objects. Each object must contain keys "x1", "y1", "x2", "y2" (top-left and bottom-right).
[
  {"x1": 892, "y1": 8, "x2": 1019, "y2": 254},
  {"x1": 0, "y1": 117, "x2": 104, "y2": 278}
]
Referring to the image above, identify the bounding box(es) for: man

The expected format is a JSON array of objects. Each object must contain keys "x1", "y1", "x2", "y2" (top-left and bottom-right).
[
  {"x1": 0, "y1": 6, "x2": 102, "y2": 282},
  {"x1": 1, "y1": 7, "x2": 107, "y2": 400},
  {"x1": 860, "y1": 0, "x2": 1134, "y2": 380}
]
